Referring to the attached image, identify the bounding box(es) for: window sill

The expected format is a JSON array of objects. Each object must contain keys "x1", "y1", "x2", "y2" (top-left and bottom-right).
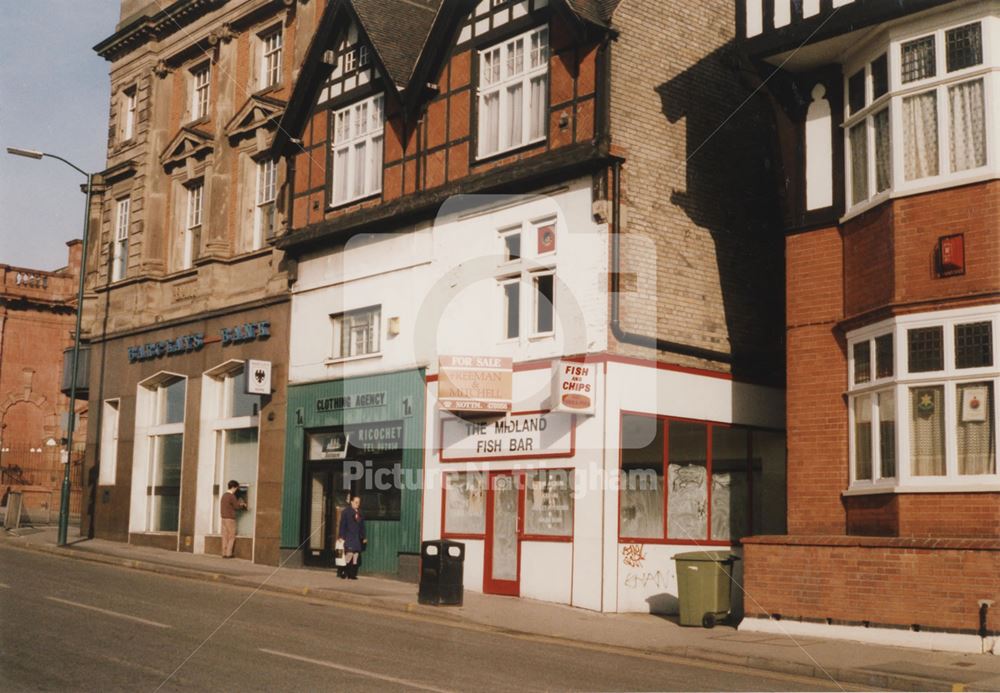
[
  {"x1": 528, "y1": 332, "x2": 555, "y2": 341},
  {"x1": 840, "y1": 168, "x2": 998, "y2": 225},
  {"x1": 324, "y1": 352, "x2": 382, "y2": 366},
  {"x1": 843, "y1": 481, "x2": 1000, "y2": 496},
  {"x1": 328, "y1": 190, "x2": 382, "y2": 212},
  {"x1": 474, "y1": 136, "x2": 547, "y2": 166}
]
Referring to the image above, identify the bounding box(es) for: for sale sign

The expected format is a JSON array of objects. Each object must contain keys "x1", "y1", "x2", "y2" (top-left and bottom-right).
[{"x1": 437, "y1": 355, "x2": 512, "y2": 413}]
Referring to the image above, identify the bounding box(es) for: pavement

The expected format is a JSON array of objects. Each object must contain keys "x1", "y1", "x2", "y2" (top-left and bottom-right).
[{"x1": 3, "y1": 524, "x2": 1000, "y2": 692}]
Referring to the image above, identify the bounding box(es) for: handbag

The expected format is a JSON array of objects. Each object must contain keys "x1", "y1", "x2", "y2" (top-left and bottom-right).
[{"x1": 334, "y1": 538, "x2": 347, "y2": 567}]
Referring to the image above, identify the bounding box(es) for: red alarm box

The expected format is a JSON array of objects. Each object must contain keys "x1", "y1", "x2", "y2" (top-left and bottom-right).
[{"x1": 937, "y1": 234, "x2": 965, "y2": 277}]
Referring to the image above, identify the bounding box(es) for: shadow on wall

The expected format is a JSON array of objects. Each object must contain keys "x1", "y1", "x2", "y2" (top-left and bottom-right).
[{"x1": 654, "y1": 42, "x2": 786, "y2": 384}]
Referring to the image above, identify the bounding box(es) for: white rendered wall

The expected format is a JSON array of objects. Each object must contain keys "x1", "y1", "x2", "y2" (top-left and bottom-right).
[{"x1": 289, "y1": 178, "x2": 607, "y2": 384}]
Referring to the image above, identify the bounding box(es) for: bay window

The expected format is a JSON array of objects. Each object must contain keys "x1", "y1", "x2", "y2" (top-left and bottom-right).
[
  {"x1": 844, "y1": 16, "x2": 993, "y2": 214},
  {"x1": 330, "y1": 93, "x2": 383, "y2": 206},
  {"x1": 848, "y1": 308, "x2": 999, "y2": 489},
  {"x1": 477, "y1": 25, "x2": 548, "y2": 158}
]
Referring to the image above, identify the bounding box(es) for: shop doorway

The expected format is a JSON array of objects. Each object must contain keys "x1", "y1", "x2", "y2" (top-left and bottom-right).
[
  {"x1": 484, "y1": 471, "x2": 521, "y2": 596},
  {"x1": 302, "y1": 464, "x2": 350, "y2": 567}
]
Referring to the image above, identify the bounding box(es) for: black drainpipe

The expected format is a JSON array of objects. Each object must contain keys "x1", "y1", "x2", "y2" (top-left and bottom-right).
[{"x1": 608, "y1": 159, "x2": 734, "y2": 364}]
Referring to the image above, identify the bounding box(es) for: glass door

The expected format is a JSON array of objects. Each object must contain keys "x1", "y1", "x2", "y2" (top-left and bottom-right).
[
  {"x1": 484, "y1": 471, "x2": 521, "y2": 596},
  {"x1": 302, "y1": 466, "x2": 349, "y2": 567}
]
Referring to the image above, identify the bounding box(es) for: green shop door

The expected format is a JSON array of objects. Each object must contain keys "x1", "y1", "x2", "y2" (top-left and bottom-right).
[{"x1": 302, "y1": 465, "x2": 350, "y2": 567}]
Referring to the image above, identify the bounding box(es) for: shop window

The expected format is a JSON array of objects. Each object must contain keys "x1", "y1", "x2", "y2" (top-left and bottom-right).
[
  {"x1": 112, "y1": 197, "x2": 129, "y2": 282},
  {"x1": 98, "y1": 399, "x2": 120, "y2": 486},
  {"x1": 145, "y1": 377, "x2": 186, "y2": 532},
  {"x1": 477, "y1": 25, "x2": 548, "y2": 158},
  {"x1": 330, "y1": 93, "x2": 384, "y2": 206},
  {"x1": 443, "y1": 471, "x2": 487, "y2": 536},
  {"x1": 524, "y1": 469, "x2": 573, "y2": 537},
  {"x1": 619, "y1": 413, "x2": 785, "y2": 544},
  {"x1": 330, "y1": 305, "x2": 381, "y2": 360},
  {"x1": 209, "y1": 366, "x2": 260, "y2": 537},
  {"x1": 848, "y1": 309, "x2": 999, "y2": 488},
  {"x1": 843, "y1": 16, "x2": 991, "y2": 215}
]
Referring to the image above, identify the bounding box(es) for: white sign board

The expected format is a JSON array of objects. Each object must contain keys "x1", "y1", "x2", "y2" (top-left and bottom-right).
[
  {"x1": 551, "y1": 360, "x2": 596, "y2": 415},
  {"x1": 441, "y1": 412, "x2": 574, "y2": 461},
  {"x1": 246, "y1": 359, "x2": 272, "y2": 395}
]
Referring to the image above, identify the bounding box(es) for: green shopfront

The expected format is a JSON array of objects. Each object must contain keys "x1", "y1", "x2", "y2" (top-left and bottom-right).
[{"x1": 281, "y1": 370, "x2": 425, "y2": 576}]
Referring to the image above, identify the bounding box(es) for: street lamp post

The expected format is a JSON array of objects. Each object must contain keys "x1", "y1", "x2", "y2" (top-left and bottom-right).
[{"x1": 6, "y1": 147, "x2": 94, "y2": 546}]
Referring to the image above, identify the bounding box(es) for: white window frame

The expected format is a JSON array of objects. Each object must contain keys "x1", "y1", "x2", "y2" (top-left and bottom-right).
[
  {"x1": 209, "y1": 366, "x2": 260, "y2": 536},
  {"x1": 112, "y1": 197, "x2": 130, "y2": 282},
  {"x1": 841, "y1": 10, "x2": 997, "y2": 221},
  {"x1": 476, "y1": 25, "x2": 549, "y2": 159},
  {"x1": 253, "y1": 159, "x2": 277, "y2": 250},
  {"x1": 121, "y1": 87, "x2": 137, "y2": 141},
  {"x1": 330, "y1": 93, "x2": 384, "y2": 206},
  {"x1": 98, "y1": 399, "x2": 120, "y2": 486},
  {"x1": 494, "y1": 217, "x2": 557, "y2": 343},
  {"x1": 191, "y1": 64, "x2": 210, "y2": 120},
  {"x1": 846, "y1": 305, "x2": 1000, "y2": 494},
  {"x1": 144, "y1": 377, "x2": 186, "y2": 533},
  {"x1": 183, "y1": 182, "x2": 203, "y2": 270},
  {"x1": 330, "y1": 305, "x2": 382, "y2": 361},
  {"x1": 260, "y1": 29, "x2": 283, "y2": 89}
]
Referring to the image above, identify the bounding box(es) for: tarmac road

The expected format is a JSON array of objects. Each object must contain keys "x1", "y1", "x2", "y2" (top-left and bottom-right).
[{"x1": 0, "y1": 545, "x2": 854, "y2": 692}]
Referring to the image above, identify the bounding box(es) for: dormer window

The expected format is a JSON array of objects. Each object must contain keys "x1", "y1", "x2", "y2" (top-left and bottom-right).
[
  {"x1": 843, "y1": 16, "x2": 991, "y2": 216},
  {"x1": 330, "y1": 93, "x2": 384, "y2": 206},
  {"x1": 477, "y1": 25, "x2": 549, "y2": 159}
]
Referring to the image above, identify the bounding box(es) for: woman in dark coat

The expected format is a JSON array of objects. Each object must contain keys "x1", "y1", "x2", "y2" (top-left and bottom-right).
[{"x1": 338, "y1": 495, "x2": 366, "y2": 579}]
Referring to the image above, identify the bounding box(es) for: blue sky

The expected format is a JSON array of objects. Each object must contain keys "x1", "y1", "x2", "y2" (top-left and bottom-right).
[{"x1": 1, "y1": 1, "x2": 120, "y2": 271}]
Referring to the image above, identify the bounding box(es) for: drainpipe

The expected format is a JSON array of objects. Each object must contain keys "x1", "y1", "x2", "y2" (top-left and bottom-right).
[
  {"x1": 608, "y1": 159, "x2": 734, "y2": 364},
  {"x1": 979, "y1": 599, "x2": 994, "y2": 640}
]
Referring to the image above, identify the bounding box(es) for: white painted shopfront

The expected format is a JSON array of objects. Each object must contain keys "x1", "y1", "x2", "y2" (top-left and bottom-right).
[{"x1": 421, "y1": 357, "x2": 785, "y2": 613}]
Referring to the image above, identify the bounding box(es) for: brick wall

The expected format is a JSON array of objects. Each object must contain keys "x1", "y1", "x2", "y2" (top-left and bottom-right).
[
  {"x1": 744, "y1": 536, "x2": 1000, "y2": 634},
  {"x1": 843, "y1": 180, "x2": 1000, "y2": 321},
  {"x1": 785, "y1": 226, "x2": 847, "y2": 533},
  {"x1": 608, "y1": 0, "x2": 784, "y2": 378}
]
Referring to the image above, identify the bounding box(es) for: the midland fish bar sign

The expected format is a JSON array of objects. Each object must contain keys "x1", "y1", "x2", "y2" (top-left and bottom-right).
[
  {"x1": 437, "y1": 355, "x2": 512, "y2": 413},
  {"x1": 440, "y1": 411, "x2": 574, "y2": 461}
]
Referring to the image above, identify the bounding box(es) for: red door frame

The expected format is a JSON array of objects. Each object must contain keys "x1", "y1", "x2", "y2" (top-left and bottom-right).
[{"x1": 483, "y1": 470, "x2": 523, "y2": 596}]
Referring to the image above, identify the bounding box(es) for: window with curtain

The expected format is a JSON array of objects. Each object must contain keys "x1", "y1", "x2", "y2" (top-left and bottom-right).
[
  {"x1": 330, "y1": 93, "x2": 383, "y2": 206},
  {"x1": 848, "y1": 310, "x2": 999, "y2": 488},
  {"x1": 477, "y1": 25, "x2": 548, "y2": 158},
  {"x1": 843, "y1": 18, "x2": 991, "y2": 212}
]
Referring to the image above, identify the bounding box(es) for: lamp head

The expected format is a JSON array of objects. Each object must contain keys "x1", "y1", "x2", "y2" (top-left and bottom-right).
[{"x1": 6, "y1": 147, "x2": 44, "y2": 159}]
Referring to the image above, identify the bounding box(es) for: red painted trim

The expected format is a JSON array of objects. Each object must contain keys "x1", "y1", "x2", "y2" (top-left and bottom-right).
[
  {"x1": 617, "y1": 410, "x2": 761, "y2": 546},
  {"x1": 483, "y1": 470, "x2": 520, "y2": 596},
  {"x1": 520, "y1": 534, "x2": 573, "y2": 542},
  {"x1": 423, "y1": 352, "x2": 764, "y2": 385},
  {"x1": 438, "y1": 410, "x2": 576, "y2": 463},
  {"x1": 442, "y1": 532, "x2": 486, "y2": 540}
]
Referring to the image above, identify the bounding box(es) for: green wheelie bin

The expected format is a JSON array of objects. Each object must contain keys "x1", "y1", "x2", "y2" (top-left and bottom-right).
[{"x1": 673, "y1": 551, "x2": 735, "y2": 628}]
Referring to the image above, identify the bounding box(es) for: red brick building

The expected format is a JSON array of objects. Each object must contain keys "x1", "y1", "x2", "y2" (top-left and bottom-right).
[
  {"x1": 738, "y1": 0, "x2": 999, "y2": 653},
  {"x1": 0, "y1": 241, "x2": 85, "y2": 518}
]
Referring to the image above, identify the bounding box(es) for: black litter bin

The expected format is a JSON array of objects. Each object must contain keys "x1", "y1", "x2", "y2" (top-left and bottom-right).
[{"x1": 418, "y1": 539, "x2": 464, "y2": 606}]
